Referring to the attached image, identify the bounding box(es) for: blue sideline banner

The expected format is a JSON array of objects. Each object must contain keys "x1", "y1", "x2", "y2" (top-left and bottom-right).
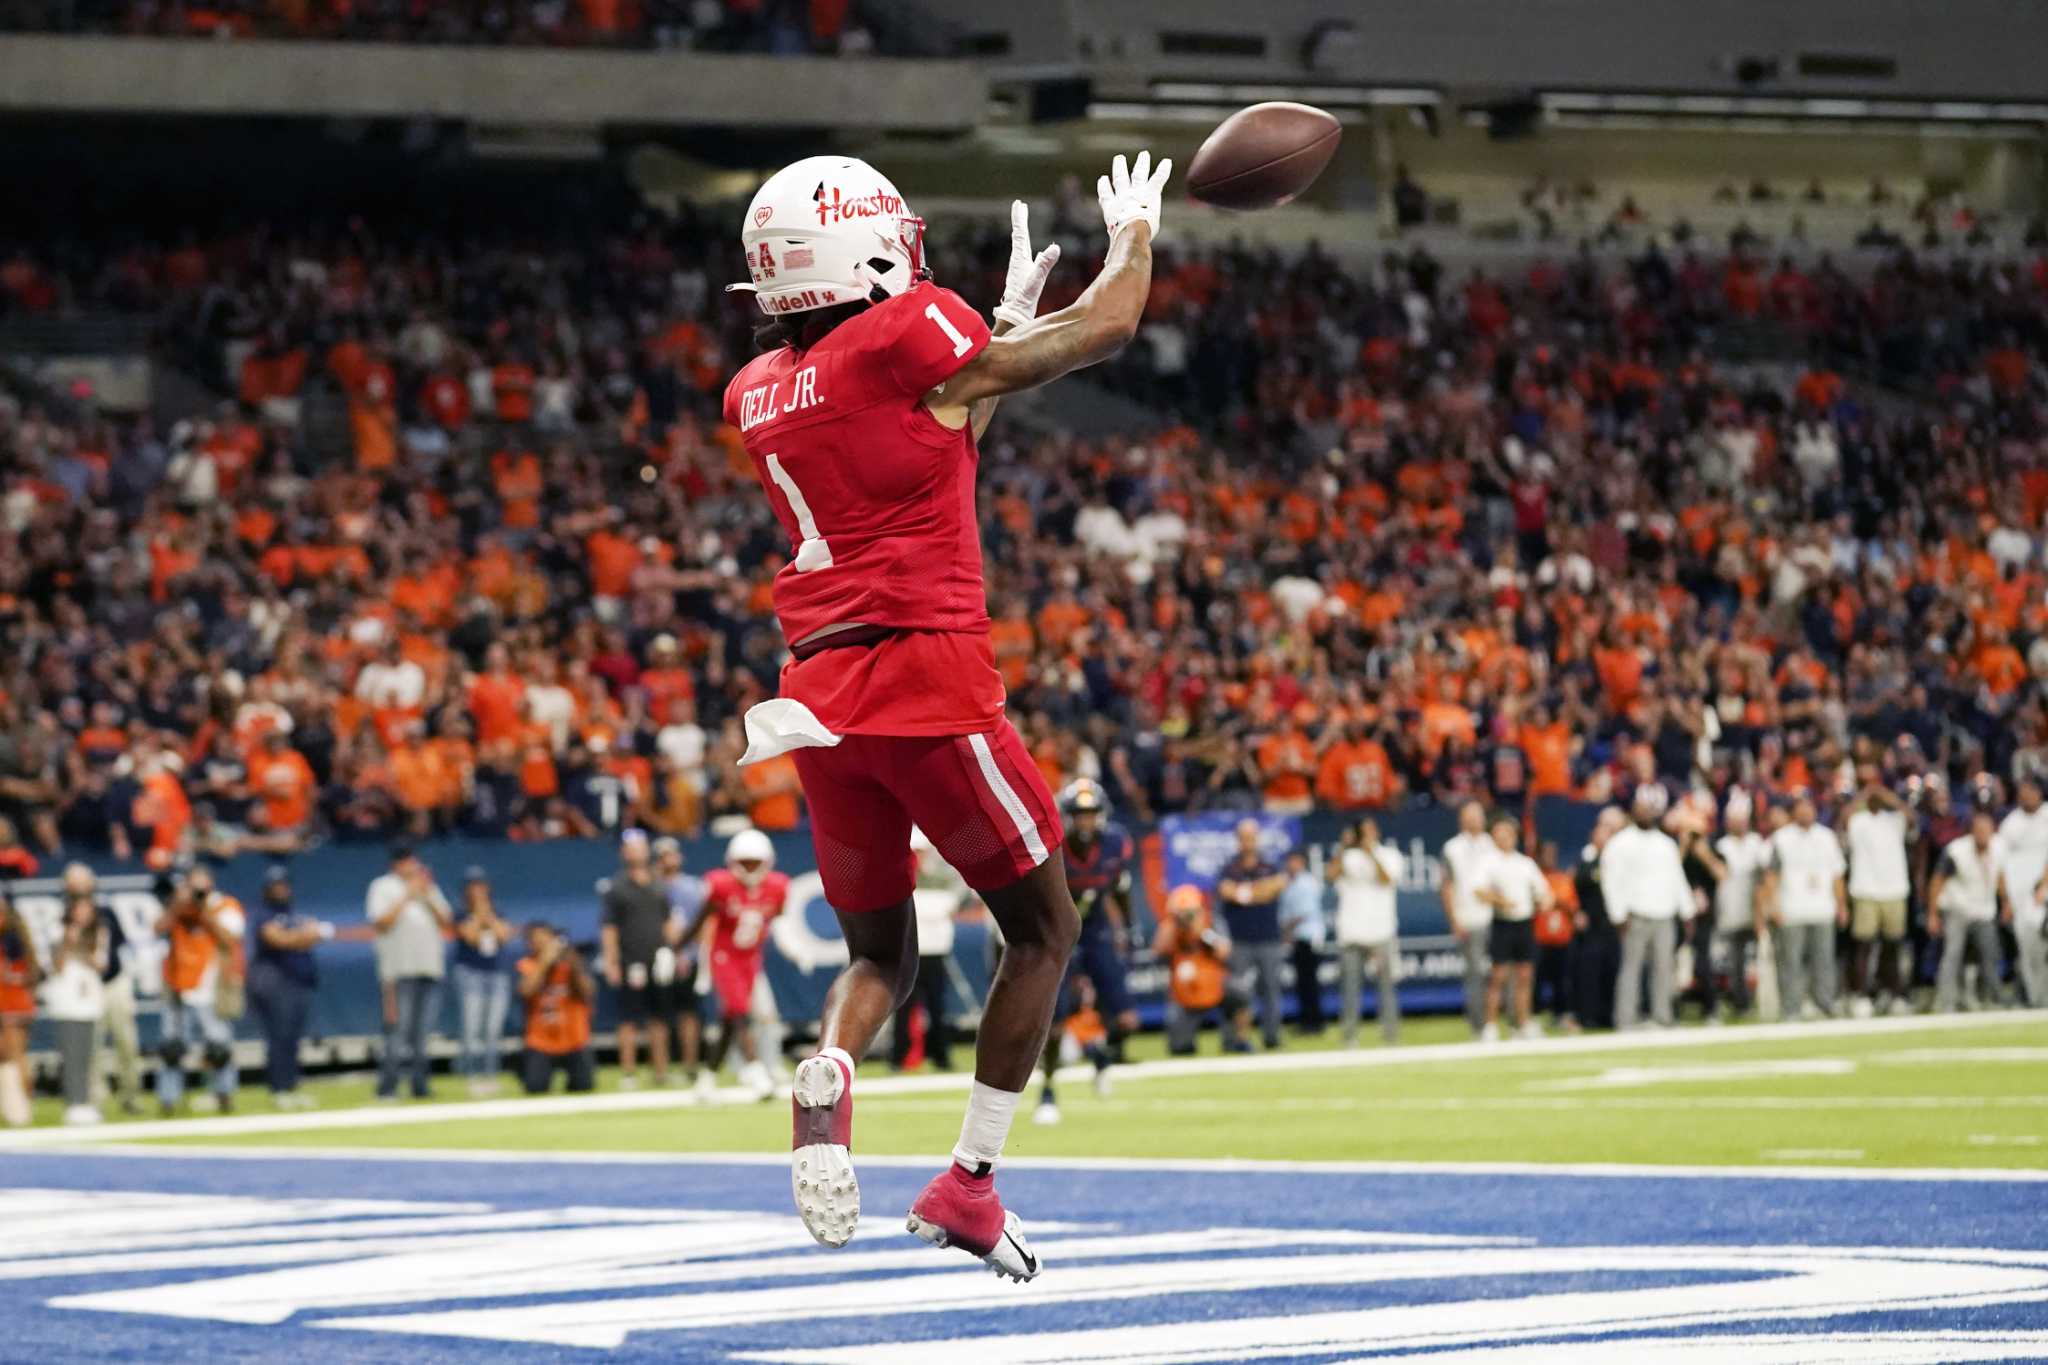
[
  {"x1": 1158, "y1": 811, "x2": 1303, "y2": 891},
  {"x1": 11, "y1": 800, "x2": 1602, "y2": 1048}
]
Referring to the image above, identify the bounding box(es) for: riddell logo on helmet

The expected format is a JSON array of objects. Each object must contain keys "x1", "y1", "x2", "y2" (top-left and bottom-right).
[
  {"x1": 764, "y1": 289, "x2": 826, "y2": 314},
  {"x1": 814, "y1": 185, "x2": 903, "y2": 227}
]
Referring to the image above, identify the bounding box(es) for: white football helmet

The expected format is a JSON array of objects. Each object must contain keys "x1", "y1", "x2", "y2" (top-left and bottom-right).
[
  {"x1": 726, "y1": 828, "x2": 776, "y2": 885},
  {"x1": 727, "y1": 155, "x2": 926, "y2": 317}
]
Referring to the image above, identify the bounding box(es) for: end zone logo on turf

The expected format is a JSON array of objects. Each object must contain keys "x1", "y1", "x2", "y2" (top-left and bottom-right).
[{"x1": 9, "y1": 1181, "x2": 2048, "y2": 1362}]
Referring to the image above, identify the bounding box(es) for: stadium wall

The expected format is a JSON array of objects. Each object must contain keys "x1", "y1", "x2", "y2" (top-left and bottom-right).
[
  {"x1": 956, "y1": 0, "x2": 2048, "y2": 102},
  {"x1": 0, "y1": 35, "x2": 983, "y2": 129}
]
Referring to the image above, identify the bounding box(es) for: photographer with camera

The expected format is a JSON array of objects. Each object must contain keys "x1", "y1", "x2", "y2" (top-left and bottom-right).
[
  {"x1": 1154, "y1": 884, "x2": 1250, "y2": 1055},
  {"x1": 153, "y1": 870, "x2": 245, "y2": 1116},
  {"x1": 517, "y1": 921, "x2": 596, "y2": 1094}
]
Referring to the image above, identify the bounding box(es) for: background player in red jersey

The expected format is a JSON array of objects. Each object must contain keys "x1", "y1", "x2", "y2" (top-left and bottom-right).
[
  {"x1": 722, "y1": 148, "x2": 1170, "y2": 1280},
  {"x1": 676, "y1": 829, "x2": 788, "y2": 1101}
]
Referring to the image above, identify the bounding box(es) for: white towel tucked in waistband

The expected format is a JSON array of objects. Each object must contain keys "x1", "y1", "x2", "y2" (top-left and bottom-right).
[{"x1": 740, "y1": 698, "x2": 843, "y2": 765}]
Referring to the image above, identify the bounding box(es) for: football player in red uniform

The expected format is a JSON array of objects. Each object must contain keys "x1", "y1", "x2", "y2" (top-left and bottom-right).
[
  {"x1": 723, "y1": 149, "x2": 1171, "y2": 1280},
  {"x1": 677, "y1": 829, "x2": 789, "y2": 1100}
]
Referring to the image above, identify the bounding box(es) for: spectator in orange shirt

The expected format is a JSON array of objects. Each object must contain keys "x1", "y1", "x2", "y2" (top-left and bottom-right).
[
  {"x1": 989, "y1": 597, "x2": 1036, "y2": 693},
  {"x1": 391, "y1": 721, "x2": 455, "y2": 838},
  {"x1": 586, "y1": 520, "x2": 641, "y2": 610},
  {"x1": 518, "y1": 921, "x2": 595, "y2": 1094},
  {"x1": 741, "y1": 752, "x2": 803, "y2": 831},
  {"x1": 639, "y1": 635, "x2": 695, "y2": 722},
  {"x1": 247, "y1": 730, "x2": 315, "y2": 845},
  {"x1": 1533, "y1": 840, "x2": 1579, "y2": 1028},
  {"x1": 467, "y1": 643, "x2": 527, "y2": 747},
  {"x1": 1256, "y1": 723, "x2": 1317, "y2": 815},
  {"x1": 1976, "y1": 637, "x2": 2026, "y2": 697},
  {"x1": 1315, "y1": 723, "x2": 1397, "y2": 810},
  {"x1": 1519, "y1": 706, "x2": 1577, "y2": 797},
  {"x1": 131, "y1": 751, "x2": 192, "y2": 870},
  {"x1": 1036, "y1": 588, "x2": 1090, "y2": 652}
]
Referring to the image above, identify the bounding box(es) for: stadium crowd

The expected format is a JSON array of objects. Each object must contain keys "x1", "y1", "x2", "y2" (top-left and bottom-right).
[
  {"x1": 3, "y1": 198, "x2": 2047, "y2": 869},
  {"x1": 0, "y1": 187, "x2": 2045, "y2": 1114}
]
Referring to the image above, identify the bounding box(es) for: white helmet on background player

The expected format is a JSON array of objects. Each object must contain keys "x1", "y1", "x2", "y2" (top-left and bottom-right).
[
  {"x1": 726, "y1": 828, "x2": 776, "y2": 886},
  {"x1": 726, "y1": 155, "x2": 926, "y2": 317}
]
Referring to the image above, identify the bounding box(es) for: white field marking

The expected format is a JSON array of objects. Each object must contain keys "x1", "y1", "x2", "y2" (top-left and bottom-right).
[
  {"x1": 1, "y1": 1008, "x2": 2032, "y2": 1150},
  {"x1": 1761, "y1": 1149, "x2": 1866, "y2": 1161},
  {"x1": 1967, "y1": 1134, "x2": 2045, "y2": 1147},
  {"x1": 722, "y1": 1248, "x2": 2048, "y2": 1365},
  {"x1": 1874, "y1": 1047, "x2": 2048, "y2": 1065},
  {"x1": 1319, "y1": 1333, "x2": 2048, "y2": 1365},
  {"x1": 50, "y1": 1226, "x2": 1522, "y2": 1326},
  {"x1": 1526, "y1": 1058, "x2": 1857, "y2": 1091},
  {"x1": 315, "y1": 1244, "x2": 2048, "y2": 1350},
  {"x1": 46, "y1": 1142, "x2": 2048, "y2": 1185},
  {"x1": 848, "y1": 1094, "x2": 2045, "y2": 1114}
]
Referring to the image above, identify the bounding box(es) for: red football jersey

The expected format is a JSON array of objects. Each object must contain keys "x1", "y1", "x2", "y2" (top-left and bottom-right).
[
  {"x1": 702, "y1": 868, "x2": 791, "y2": 961},
  {"x1": 722, "y1": 281, "x2": 1006, "y2": 736}
]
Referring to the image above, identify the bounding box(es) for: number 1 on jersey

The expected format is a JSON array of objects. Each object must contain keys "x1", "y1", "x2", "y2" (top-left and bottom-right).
[
  {"x1": 765, "y1": 453, "x2": 834, "y2": 571},
  {"x1": 925, "y1": 302, "x2": 974, "y2": 358}
]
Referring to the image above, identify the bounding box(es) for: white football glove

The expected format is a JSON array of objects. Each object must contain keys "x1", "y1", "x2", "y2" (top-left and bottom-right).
[
  {"x1": 1097, "y1": 150, "x2": 1172, "y2": 242},
  {"x1": 992, "y1": 199, "x2": 1061, "y2": 330}
]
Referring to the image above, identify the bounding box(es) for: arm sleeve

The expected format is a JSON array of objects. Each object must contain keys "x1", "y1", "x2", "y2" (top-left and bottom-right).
[{"x1": 879, "y1": 285, "x2": 991, "y2": 397}]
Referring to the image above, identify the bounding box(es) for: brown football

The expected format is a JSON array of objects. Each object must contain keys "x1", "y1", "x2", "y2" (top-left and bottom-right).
[{"x1": 1185, "y1": 102, "x2": 1342, "y2": 210}]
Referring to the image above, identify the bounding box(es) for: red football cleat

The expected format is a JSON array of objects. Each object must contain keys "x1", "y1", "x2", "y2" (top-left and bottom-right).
[
  {"x1": 905, "y1": 1163, "x2": 1041, "y2": 1282},
  {"x1": 790, "y1": 1052, "x2": 858, "y2": 1247}
]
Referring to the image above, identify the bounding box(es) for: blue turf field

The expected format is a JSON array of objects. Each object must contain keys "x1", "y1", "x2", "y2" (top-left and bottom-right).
[{"x1": 4, "y1": 1149, "x2": 2048, "y2": 1362}]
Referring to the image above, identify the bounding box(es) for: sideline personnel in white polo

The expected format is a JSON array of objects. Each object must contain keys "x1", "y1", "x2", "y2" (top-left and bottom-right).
[
  {"x1": 1762, "y1": 795, "x2": 1847, "y2": 1020},
  {"x1": 1600, "y1": 787, "x2": 1693, "y2": 1029},
  {"x1": 1929, "y1": 807, "x2": 2010, "y2": 1013},
  {"x1": 1439, "y1": 801, "x2": 1500, "y2": 1036},
  {"x1": 1996, "y1": 777, "x2": 2048, "y2": 1008},
  {"x1": 1330, "y1": 818, "x2": 1405, "y2": 1044}
]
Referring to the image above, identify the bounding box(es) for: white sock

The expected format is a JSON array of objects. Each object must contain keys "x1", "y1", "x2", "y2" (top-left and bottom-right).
[
  {"x1": 815, "y1": 1046, "x2": 855, "y2": 1081},
  {"x1": 951, "y1": 1080, "x2": 1022, "y2": 1173}
]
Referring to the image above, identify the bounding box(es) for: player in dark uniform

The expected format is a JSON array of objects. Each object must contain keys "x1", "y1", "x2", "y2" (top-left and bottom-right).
[{"x1": 1032, "y1": 779, "x2": 1140, "y2": 1126}]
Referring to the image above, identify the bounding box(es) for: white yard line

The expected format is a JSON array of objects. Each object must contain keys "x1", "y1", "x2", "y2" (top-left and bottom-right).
[
  {"x1": 1761, "y1": 1148, "x2": 1867, "y2": 1161},
  {"x1": 35, "y1": 1142, "x2": 2048, "y2": 1185},
  {"x1": 0, "y1": 1008, "x2": 2032, "y2": 1151},
  {"x1": 850, "y1": 1095, "x2": 2048, "y2": 1113}
]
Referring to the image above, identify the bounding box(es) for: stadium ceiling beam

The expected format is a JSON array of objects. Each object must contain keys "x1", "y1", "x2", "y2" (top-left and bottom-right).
[{"x1": 0, "y1": 36, "x2": 985, "y2": 133}]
